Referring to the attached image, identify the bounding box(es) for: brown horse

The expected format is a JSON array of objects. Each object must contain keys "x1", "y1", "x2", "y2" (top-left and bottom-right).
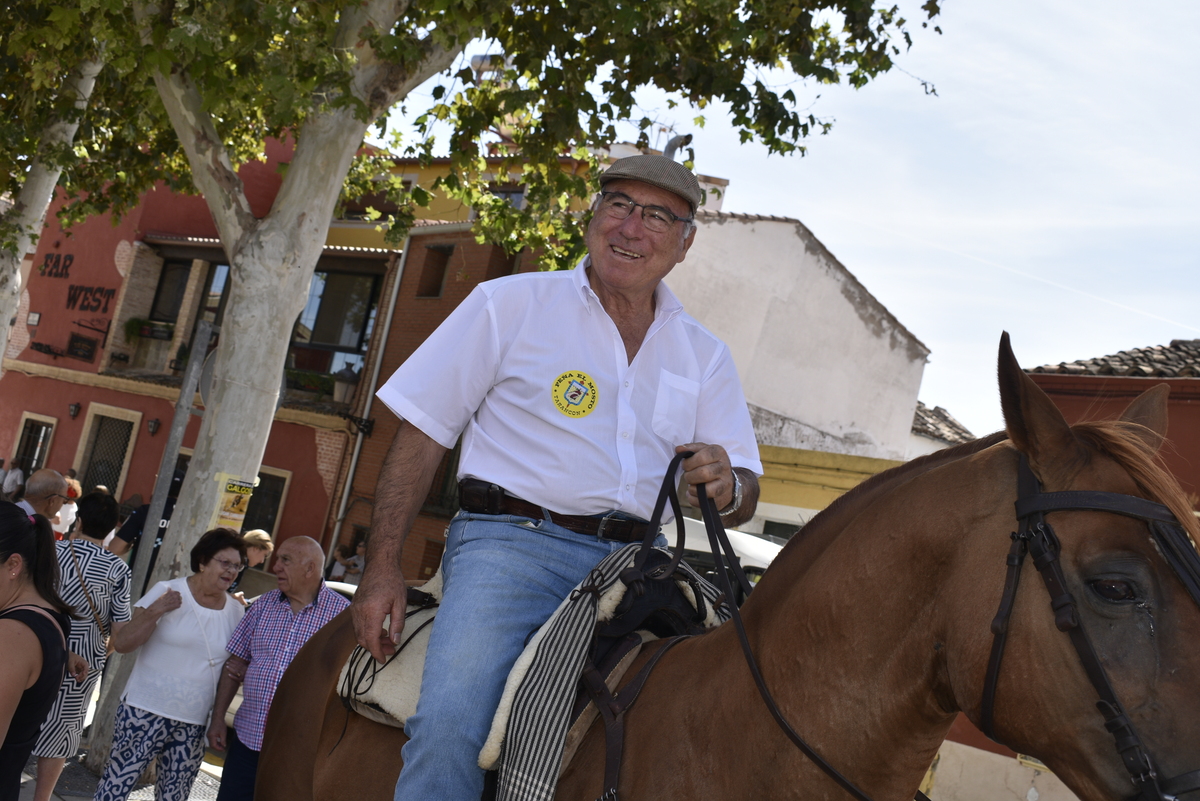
[{"x1": 258, "y1": 336, "x2": 1200, "y2": 801}]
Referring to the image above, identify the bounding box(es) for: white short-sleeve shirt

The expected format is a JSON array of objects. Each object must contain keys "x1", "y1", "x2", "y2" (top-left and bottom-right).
[
  {"x1": 376, "y1": 261, "x2": 762, "y2": 521},
  {"x1": 122, "y1": 577, "x2": 244, "y2": 725}
]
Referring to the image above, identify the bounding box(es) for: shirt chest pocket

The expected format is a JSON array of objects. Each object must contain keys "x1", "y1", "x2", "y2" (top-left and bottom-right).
[{"x1": 652, "y1": 370, "x2": 700, "y2": 446}]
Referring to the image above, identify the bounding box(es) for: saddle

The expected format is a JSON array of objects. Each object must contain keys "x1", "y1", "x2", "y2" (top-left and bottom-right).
[
  {"x1": 337, "y1": 452, "x2": 739, "y2": 801},
  {"x1": 335, "y1": 547, "x2": 725, "y2": 771}
]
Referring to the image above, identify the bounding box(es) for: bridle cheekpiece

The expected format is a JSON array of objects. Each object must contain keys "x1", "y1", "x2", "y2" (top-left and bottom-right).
[{"x1": 981, "y1": 455, "x2": 1200, "y2": 801}]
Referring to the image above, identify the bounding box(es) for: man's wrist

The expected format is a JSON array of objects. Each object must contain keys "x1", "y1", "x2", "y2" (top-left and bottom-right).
[{"x1": 719, "y1": 470, "x2": 743, "y2": 518}]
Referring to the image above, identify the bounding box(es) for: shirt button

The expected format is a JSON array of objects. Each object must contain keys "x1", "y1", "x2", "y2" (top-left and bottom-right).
[
  {"x1": 621, "y1": 432, "x2": 629, "y2": 438},
  {"x1": 625, "y1": 484, "x2": 631, "y2": 491},
  {"x1": 624, "y1": 381, "x2": 629, "y2": 387}
]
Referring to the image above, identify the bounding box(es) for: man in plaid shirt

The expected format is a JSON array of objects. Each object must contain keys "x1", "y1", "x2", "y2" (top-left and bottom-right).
[{"x1": 207, "y1": 536, "x2": 348, "y2": 801}]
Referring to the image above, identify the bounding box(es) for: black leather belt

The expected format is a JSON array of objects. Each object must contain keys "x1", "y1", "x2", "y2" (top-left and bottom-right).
[{"x1": 458, "y1": 478, "x2": 651, "y2": 543}]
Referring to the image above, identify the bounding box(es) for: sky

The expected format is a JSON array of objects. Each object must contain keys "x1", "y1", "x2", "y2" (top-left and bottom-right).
[
  {"x1": 664, "y1": 0, "x2": 1200, "y2": 436},
  {"x1": 395, "y1": 0, "x2": 1200, "y2": 438}
]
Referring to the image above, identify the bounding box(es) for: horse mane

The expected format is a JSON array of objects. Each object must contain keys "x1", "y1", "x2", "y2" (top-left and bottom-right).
[
  {"x1": 773, "y1": 431, "x2": 1010, "y2": 564},
  {"x1": 1071, "y1": 420, "x2": 1200, "y2": 549},
  {"x1": 824, "y1": 432, "x2": 1008, "y2": 524},
  {"x1": 772, "y1": 421, "x2": 1199, "y2": 568}
]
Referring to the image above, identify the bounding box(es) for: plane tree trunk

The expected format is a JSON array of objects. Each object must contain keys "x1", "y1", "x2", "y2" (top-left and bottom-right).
[
  {"x1": 0, "y1": 60, "x2": 103, "y2": 368},
  {"x1": 84, "y1": 1, "x2": 461, "y2": 771}
]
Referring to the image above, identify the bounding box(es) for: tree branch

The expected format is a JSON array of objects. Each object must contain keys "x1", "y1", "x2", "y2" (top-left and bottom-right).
[
  {"x1": 264, "y1": 2, "x2": 465, "y2": 239},
  {"x1": 368, "y1": 38, "x2": 464, "y2": 116},
  {"x1": 132, "y1": 2, "x2": 257, "y2": 255},
  {"x1": 1, "y1": 59, "x2": 104, "y2": 259},
  {"x1": 0, "y1": 58, "x2": 104, "y2": 364},
  {"x1": 339, "y1": 0, "x2": 468, "y2": 118}
]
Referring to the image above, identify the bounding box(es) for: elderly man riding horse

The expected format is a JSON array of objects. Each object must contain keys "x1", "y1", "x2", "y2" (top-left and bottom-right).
[{"x1": 353, "y1": 154, "x2": 763, "y2": 799}]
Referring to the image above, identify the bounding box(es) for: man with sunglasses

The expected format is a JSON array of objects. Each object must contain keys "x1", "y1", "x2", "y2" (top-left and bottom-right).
[{"x1": 356, "y1": 154, "x2": 762, "y2": 800}]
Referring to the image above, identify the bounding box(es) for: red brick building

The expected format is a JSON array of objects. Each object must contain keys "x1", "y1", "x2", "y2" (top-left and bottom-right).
[{"x1": 0, "y1": 141, "x2": 527, "y2": 568}]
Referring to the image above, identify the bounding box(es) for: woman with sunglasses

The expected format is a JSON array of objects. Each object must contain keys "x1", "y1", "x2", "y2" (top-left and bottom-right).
[{"x1": 94, "y1": 528, "x2": 246, "y2": 801}]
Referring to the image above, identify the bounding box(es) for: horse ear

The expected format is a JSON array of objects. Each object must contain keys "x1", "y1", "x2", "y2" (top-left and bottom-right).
[
  {"x1": 1118, "y1": 383, "x2": 1169, "y2": 452},
  {"x1": 997, "y1": 332, "x2": 1078, "y2": 473}
]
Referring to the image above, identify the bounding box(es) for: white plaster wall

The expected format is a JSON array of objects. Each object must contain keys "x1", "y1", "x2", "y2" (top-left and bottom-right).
[
  {"x1": 669, "y1": 214, "x2": 928, "y2": 461},
  {"x1": 908, "y1": 432, "x2": 952, "y2": 460}
]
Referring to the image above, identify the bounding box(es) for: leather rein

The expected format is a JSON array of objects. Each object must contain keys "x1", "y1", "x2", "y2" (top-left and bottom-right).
[
  {"x1": 688, "y1": 458, "x2": 935, "y2": 801},
  {"x1": 589, "y1": 452, "x2": 932, "y2": 801},
  {"x1": 982, "y1": 455, "x2": 1200, "y2": 800}
]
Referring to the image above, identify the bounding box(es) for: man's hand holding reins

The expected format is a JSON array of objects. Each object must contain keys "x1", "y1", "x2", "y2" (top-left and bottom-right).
[
  {"x1": 677, "y1": 442, "x2": 734, "y2": 508},
  {"x1": 677, "y1": 442, "x2": 759, "y2": 527},
  {"x1": 352, "y1": 559, "x2": 408, "y2": 665},
  {"x1": 351, "y1": 421, "x2": 448, "y2": 665}
]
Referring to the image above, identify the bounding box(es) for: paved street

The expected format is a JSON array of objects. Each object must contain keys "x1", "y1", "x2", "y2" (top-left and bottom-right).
[{"x1": 17, "y1": 750, "x2": 224, "y2": 801}]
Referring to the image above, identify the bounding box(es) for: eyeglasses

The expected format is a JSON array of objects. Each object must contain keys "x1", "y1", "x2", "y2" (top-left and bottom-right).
[
  {"x1": 596, "y1": 191, "x2": 693, "y2": 234},
  {"x1": 211, "y1": 557, "x2": 246, "y2": 573}
]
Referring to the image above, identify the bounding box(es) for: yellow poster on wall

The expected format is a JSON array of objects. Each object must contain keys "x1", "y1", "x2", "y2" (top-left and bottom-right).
[{"x1": 212, "y1": 473, "x2": 257, "y2": 530}]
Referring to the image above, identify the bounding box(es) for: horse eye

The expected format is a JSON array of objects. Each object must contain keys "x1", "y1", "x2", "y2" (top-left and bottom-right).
[{"x1": 1089, "y1": 579, "x2": 1137, "y2": 602}]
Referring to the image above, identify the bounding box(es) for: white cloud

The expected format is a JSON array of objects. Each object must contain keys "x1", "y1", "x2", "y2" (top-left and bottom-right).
[{"x1": 677, "y1": 0, "x2": 1200, "y2": 435}]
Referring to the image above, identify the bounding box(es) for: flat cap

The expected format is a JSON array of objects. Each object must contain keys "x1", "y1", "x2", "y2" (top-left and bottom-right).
[{"x1": 599, "y1": 154, "x2": 703, "y2": 212}]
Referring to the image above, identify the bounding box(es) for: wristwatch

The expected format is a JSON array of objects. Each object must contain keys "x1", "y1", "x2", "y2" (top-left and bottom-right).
[{"x1": 718, "y1": 470, "x2": 743, "y2": 518}]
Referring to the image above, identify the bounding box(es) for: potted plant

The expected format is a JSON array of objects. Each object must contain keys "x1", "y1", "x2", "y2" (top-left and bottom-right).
[{"x1": 124, "y1": 317, "x2": 150, "y2": 344}]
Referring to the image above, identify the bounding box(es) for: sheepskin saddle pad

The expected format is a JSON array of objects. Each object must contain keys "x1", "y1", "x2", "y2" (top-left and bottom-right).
[{"x1": 336, "y1": 571, "x2": 443, "y2": 730}]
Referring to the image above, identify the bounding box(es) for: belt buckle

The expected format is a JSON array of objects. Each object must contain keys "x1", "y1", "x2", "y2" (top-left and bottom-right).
[{"x1": 595, "y1": 513, "x2": 620, "y2": 540}]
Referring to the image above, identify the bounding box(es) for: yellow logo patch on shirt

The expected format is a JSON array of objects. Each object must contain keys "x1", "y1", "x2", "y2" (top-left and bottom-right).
[{"x1": 552, "y1": 371, "x2": 598, "y2": 418}]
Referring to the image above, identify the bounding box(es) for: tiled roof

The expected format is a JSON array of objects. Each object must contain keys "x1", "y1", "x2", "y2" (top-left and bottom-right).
[
  {"x1": 100, "y1": 369, "x2": 184, "y2": 387},
  {"x1": 912, "y1": 401, "x2": 975, "y2": 444},
  {"x1": 1029, "y1": 339, "x2": 1200, "y2": 378},
  {"x1": 409, "y1": 218, "x2": 471, "y2": 228}
]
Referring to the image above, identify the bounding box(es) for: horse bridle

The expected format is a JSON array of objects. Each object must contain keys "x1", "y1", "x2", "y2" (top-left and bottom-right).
[{"x1": 982, "y1": 455, "x2": 1200, "y2": 801}]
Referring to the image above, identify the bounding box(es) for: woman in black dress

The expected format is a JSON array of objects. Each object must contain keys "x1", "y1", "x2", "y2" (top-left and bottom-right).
[{"x1": 0, "y1": 503, "x2": 80, "y2": 800}]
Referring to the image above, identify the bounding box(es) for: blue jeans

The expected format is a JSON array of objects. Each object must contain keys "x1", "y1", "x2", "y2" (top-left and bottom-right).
[{"x1": 393, "y1": 511, "x2": 658, "y2": 800}]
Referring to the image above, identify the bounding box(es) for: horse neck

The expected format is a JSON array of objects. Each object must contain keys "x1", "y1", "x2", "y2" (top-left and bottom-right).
[{"x1": 706, "y1": 440, "x2": 1014, "y2": 792}]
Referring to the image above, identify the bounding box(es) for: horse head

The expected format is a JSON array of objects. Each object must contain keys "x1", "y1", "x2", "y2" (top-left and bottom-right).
[{"x1": 975, "y1": 332, "x2": 1200, "y2": 799}]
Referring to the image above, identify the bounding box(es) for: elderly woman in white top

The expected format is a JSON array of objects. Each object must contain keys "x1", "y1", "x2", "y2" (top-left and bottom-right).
[{"x1": 93, "y1": 528, "x2": 246, "y2": 801}]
